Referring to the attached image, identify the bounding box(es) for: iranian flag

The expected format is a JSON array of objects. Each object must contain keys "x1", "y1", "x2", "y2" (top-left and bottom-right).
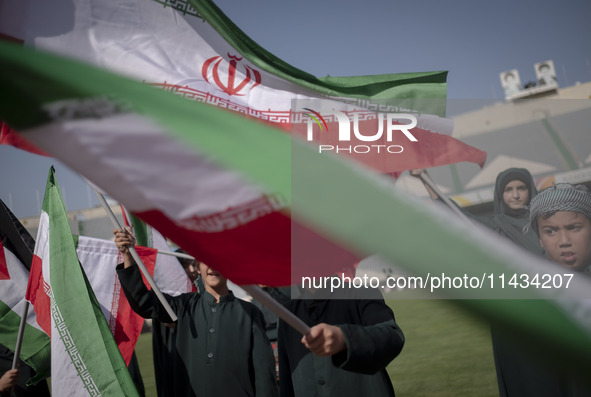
[
  {"x1": 0, "y1": 200, "x2": 50, "y2": 386},
  {"x1": 0, "y1": 40, "x2": 350, "y2": 285},
  {"x1": 0, "y1": 0, "x2": 485, "y2": 173},
  {"x1": 2, "y1": 41, "x2": 591, "y2": 368},
  {"x1": 74, "y1": 234, "x2": 192, "y2": 365},
  {"x1": 74, "y1": 236, "x2": 158, "y2": 365},
  {"x1": 0, "y1": 0, "x2": 486, "y2": 286},
  {"x1": 27, "y1": 167, "x2": 138, "y2": 396}
]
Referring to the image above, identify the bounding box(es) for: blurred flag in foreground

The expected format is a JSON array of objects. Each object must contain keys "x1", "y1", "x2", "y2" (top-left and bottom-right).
[
  {"x1": 26, "y1": 167, "x2": 138, "y2": 396},
  {"x1": 2, "y1": 41, "x2": 591, "y2": 370}
]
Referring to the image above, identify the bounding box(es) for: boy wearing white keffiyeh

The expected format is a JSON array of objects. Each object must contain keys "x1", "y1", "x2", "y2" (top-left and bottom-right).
[{"x1": 528, "y1": 183, "x2": 591, "y2": 272}]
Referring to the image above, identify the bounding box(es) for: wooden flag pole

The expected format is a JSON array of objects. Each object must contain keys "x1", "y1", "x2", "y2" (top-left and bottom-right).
[{"x1": 94, "y1": 191, "x2": 178, "y2": 322}]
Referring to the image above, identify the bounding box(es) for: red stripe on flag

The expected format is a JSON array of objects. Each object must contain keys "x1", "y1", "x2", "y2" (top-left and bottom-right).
[
  {"x1": 0, "y1": 241, "x2": 9, "y2": 280},
  {"x1": 135, "y1": 246, "x2": 158, "y2": 290},
  {"x1": 0, "y1": 122, "x2": 49, "y2": 156},
  {"x1": 136, "y1": 209, "x2": 360, "y2": 286},
  {"x1": 25, "y1": 255, "x2": 51, "y2": 336},
  {"x1": 112, "y1": 246, "x2": 157, "y2": 364},
  {"x1": 120, "y1": 204, "x2": 131, "y2": 227}
]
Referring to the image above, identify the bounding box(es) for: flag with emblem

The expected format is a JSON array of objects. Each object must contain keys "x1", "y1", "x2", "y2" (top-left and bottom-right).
[
  {"x1": 0, "y1": 0, "x2": 485, "y2": 172},
  {"x1": 27, "y1": 167, "x2": 138, "y2": 396}
]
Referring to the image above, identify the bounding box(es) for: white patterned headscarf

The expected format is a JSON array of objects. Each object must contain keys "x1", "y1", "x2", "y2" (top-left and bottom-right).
[{"x1": 526, "y1": 183, "x2": 591, "y2": 234}]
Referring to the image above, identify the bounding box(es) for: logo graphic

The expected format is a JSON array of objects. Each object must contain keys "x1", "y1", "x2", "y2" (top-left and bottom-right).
[
  {"x1": 303, "y1": 108, "x2": 328, "y2": 132},
  {"x1": 301, "y1": 108, "x2": 418, "y2": 155},
  {"x1": 202, "y1": 54, "x2": 261, "y2": 96}
]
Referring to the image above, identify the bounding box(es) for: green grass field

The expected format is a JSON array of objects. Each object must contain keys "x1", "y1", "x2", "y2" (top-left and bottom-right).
[
  {"x1": 134, "y1": 299, "x2": 498, "y2": 397},
  {"x1": 134, "y1": 332, "x2": 156, "y2": 397},
  {"x1": 386, "y1": 299, "x2": 498, "y2": 396}
]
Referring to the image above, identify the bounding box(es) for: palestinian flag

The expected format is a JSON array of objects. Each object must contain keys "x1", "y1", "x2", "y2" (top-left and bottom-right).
[
  {"x1": 0, "y1": 199, "x2": 50, "y2": 385},
  {"x1": 27, "y1": 167, "x2": 138, "y2": 396}
]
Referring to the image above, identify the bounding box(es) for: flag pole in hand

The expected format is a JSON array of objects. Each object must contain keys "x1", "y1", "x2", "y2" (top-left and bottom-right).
[{"x1": 94, "y1": 191, "x2": 178, "y2": 322}]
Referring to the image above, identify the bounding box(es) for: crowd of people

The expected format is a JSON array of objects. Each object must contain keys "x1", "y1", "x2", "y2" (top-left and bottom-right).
[
  {"x1": 3, "y1": 167, "x2": 591, "y2": 397},
  {"x1": 113, "y1": 226, "x2": 405, "y2": 397}
]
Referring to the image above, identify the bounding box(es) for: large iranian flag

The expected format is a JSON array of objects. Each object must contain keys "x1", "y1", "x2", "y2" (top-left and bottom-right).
[
  {"x1": 0, "y1": 200, "x2": 50, "y2": 386},
  {"x1": 27, "y1": 167, "x2": 138, "y2": 396},
  {"x1": 0, "y1": 0, "x2": 486, "y2": 286},
  {"x1": 0, "y1": 0, "x2": 486, "y2": 172},
  {"x1": 0, "y1": 0, "x2": 448, "y2": 115},
  {"x1": 2, "y1": 41, "x2": 591, "y2": 369}
]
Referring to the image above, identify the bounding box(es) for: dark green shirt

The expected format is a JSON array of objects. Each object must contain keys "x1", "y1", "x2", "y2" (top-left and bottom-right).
[
  {"x1": 117, "y1": 264, "x2": 278, "y2": 397},
  {"x1": 278, "y1": 287, "x2": 404, "y2": 397}
]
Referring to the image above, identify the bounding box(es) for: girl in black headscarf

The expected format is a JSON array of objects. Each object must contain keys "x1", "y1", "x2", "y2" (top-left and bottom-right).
[
  {"x1": 412, "y1": 167, "x2": 542, "y2": 255},
  {"x1": 488, "y1": 168, "x2": 544, "y2": 256}
]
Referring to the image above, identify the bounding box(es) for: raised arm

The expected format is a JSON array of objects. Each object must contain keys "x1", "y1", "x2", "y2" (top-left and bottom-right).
[{"x1": 113, "y1": 228, "x2": 177, "y2": 323}]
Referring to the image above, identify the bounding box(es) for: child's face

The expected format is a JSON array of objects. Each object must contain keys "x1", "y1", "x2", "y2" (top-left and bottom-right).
[
  {"x1": 197, "y1": 261, "x2": 228, "y2": 289},
  {"x1": 503, "y1": 180, "x2": 529, "y2": 210},
  {"x1": 538, "y1": 211, "x2": 591, "y2": 271},
  {"x1": 181, "y1": 260, "x2": 199, "y2": 282}
]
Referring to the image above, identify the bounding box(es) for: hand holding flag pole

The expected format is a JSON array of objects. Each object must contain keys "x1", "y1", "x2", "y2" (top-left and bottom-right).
[{"x1": 94, "y1": 191, "x2": 178, "y2": 322}]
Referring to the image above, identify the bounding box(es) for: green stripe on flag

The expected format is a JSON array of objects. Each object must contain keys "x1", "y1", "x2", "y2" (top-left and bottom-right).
[
  {"x1": 43, "y1": 167, "x2": 139, "y2": 396},
  {"x1": 130, "y1": 214, "x2": 152, "y2": 248}
]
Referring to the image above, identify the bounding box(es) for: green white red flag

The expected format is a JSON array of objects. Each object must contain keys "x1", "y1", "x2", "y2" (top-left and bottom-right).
[
  {"x1": 0, "y1": 40, "x2": 346, "y2": 285},
  {"x1": 74, "y1": 235, "x2": 191, "y2": 365},
  {"x1": 2, "y1": 41, "x2": 591, "y2": 367},
  {"x1": 0, "y1": 199, "x2": 50, "y2": 386},
  {"x1": 0, "y1": 0, "x2": 485, "y2": 285},
  {"x1": 26, "y1": 167, "x2": 139, "y2": 396},
  {"x1": 0, "y1": 0, "x2": 486, "y2": 173}
]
